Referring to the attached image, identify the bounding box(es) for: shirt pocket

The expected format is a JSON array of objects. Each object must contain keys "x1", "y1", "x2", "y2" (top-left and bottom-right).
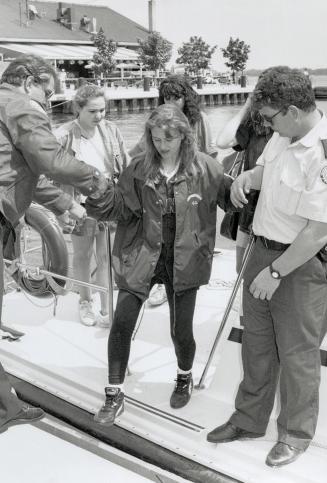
[{"x1": 274, "y1": 181, "x2": 301, "y2": 216}]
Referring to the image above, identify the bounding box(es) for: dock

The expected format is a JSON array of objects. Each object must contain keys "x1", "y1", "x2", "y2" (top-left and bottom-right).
[{"x1": 50, "y1": 85, "x2": 254, "y2": 114}]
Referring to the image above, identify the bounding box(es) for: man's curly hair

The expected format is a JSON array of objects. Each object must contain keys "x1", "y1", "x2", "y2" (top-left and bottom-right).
[
  {"x1": 252, "y1": 66, "x2": 316, "y2": 113},
  {"x1": 158, "y1": 75, "x2": 201, "y2": 126}
]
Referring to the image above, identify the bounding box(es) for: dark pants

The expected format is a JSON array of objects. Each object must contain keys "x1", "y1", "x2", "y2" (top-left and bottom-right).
[
  {"x1": 0, "y1": 223, "x2": 23, "y2": 426},
  {"x1": 230, "y1": 238, "x2": 327, "y2": 450},
  {"x1": 108, "y1": 245, "x2": 198, "y2": 384}
]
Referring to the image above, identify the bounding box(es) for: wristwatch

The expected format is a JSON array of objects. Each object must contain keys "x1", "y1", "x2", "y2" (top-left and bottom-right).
[{"x1": 269, "y1": 263, "x2": 282, "y2": 280}]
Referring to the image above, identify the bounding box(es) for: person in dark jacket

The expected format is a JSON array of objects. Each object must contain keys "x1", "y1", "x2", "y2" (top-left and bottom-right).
[
  {"x1": 86, "y1": 103, "x2": 232, "y2": 426},
  {"x1": 130, "y1": 74, "x2": 218, "y2": 307},
  {"x1": 0, "y1": 54, "x2": 108, "y2": 433},
  {"x1": 217, "y1": 95, "x2": 272, "y2": 272}
]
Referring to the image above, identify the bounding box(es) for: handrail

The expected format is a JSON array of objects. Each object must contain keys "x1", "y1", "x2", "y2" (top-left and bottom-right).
[{"x1": 195, "y1": 234, "x2": 255, "y2": 389}]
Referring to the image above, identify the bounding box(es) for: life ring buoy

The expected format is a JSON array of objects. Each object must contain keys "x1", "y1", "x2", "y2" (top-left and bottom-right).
[{"x1": 6, "y1": 204, "x2": 69, "y2": 297}]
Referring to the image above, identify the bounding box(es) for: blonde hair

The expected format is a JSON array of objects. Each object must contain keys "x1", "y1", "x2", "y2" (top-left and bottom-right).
[{"x1": 73, "y1": 84, "x2": 105, "y2": 115}]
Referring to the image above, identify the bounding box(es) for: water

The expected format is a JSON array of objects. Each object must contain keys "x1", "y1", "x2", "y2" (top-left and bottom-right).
[
  {"x1": 51, "y1": 106, "x2": 241, "y2": 152},
  {"x1": 51, "y1": 99, "x2": 327, "y2": 154}
]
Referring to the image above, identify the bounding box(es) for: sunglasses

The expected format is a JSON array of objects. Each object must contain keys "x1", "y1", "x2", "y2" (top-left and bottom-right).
[
  {"x1": 260, "y1": 107, "x2": 288, "y2": 124},
  {"x1": 24, "y1": 67, "x2": 54, "y2": 99}
]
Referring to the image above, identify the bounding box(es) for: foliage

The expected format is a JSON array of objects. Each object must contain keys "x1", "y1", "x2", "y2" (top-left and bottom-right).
[
  {"x1": 137, "y1": 32, "x2": 173, "y2": 72},
  {"x1": 221, "y1": 37, "x2": 250, "y2": 81},
  {"x1": 176, "y1": 36, "x2": 217, "y2": 75},
  {"x1": 92, "y1": 27, "x2": 117, "y2": 77}
]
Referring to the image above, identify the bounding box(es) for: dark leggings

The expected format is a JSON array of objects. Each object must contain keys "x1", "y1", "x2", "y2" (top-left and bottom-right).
[{"x1": 108, "y1": 282, "x2": 198, "y2": 384}]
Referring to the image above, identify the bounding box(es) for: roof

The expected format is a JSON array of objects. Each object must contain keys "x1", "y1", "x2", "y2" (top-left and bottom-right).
[
  {"x1": 0, "y1": 43, "x2": 139, "y2": 62},
  {"x1": 0, "y1": 0, "x2": 149, "y2": 44}
]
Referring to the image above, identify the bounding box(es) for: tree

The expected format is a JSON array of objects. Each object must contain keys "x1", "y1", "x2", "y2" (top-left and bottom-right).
[
  {"x1": 221, "y1": 37, "x2": 251, "y2": 83},
  {"x1": 137, "y1": 32, "x2": 173, "y2": 75},
  {"x1": 92, "y1": 27, "x2": 117, "y2": 78},
  {"x1": 176, "y1": 36, "x2": 217, "y2": 76}
]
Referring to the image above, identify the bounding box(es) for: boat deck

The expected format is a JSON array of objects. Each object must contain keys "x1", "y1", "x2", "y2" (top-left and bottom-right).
[{"x1": 1, "y1": 250, "x2": 327, "y2": 482}]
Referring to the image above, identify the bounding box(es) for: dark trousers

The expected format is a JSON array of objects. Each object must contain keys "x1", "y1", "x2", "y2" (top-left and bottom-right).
[
  {"x1": 0, "y1": 224, "x2": 23, "y2": 426},
  {"x1": 230, "y1": 238, "x2": 327, "y2": 450},
  {"x1": 108, "y1": 246, "x2": 198, "y2": 384}
]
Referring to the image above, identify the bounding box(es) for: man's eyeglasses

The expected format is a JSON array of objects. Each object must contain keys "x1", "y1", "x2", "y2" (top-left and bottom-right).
[
  {"x1": 24, "y1": 67, "x2": 54, "y2": 99},
  {"x1": 44, "y1": 88, "x2": 54, "y2": 99},
  {"x1": 260, "y1": 107, "x2": 287, "y2": 124}
]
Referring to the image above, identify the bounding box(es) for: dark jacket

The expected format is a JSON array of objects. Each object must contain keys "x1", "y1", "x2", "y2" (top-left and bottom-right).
[
  {"x1": 233, "y1": 121, "x2": 272, "y2": 234},
  {"x1": 86, "y1": 152, "x2": 232, "y2": 299},
  {"x1": 0, "y1": 83, "x2": 106, "y2": 225}
]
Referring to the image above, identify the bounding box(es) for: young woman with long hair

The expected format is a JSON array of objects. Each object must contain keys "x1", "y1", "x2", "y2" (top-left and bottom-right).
[
  {"x1": 86, "y1": 103, "x2": 232, "y2": 426},
  {"x1": 130, "y1": 74, "x2": 218, "y2": 306}
]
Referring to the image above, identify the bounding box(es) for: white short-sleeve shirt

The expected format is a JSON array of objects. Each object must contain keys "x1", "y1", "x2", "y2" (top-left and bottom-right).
[{"x1": 253, "y1": 114, "x2": 327, "y2": 243}]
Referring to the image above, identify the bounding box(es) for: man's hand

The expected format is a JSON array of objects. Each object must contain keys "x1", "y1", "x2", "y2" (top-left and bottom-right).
[
  {"x1": 249, "y1": 266, "x2": 281, "y2": 300},
  {"x1": 69, "y1": 201, "x2": 87, "y2": 221},
  {"x1": 90, "y1": 173, "x2": 109, "y2": 200},
  {"x1": 230, "y1": 171, "x2": 252, "y2": 208}
]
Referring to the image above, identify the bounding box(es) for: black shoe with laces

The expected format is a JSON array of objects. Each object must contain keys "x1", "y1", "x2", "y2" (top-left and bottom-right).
[
  {"x1": 94, "y1": 387, "x2": 124, "y2": 425},
  {"x1": 170, "y1": 373, "x2": 193, "y2": 409},
  {"x1": 0, "y1": 403, "x2": 45, "y2": 434}
]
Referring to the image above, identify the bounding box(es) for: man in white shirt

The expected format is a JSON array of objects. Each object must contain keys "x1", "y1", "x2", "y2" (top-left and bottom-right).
[{"x1": 207, "y1": 66, "x2": 327, "y2": 467}]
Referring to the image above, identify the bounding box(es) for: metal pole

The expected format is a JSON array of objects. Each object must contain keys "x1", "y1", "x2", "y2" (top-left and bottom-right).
[
  {"x1": 3, "y1": 258, "x2": 108, "y2": 293},
  {"x1": 195, "y1": 234, "x2": 255, "y2": 390},
  {"x1": 103, "y1": 222, "x2": 114, "y2": 326}
]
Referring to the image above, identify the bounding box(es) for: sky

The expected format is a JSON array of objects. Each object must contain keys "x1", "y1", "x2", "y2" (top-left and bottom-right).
[{"x1": 52, "y1": 0, "x2": 327, "y2": 71}]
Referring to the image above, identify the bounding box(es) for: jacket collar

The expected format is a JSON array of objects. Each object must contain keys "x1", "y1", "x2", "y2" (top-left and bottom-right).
[
  {"x1": 0, "y1": 82, "x2": 47, "y2": 111},
  {"x1": 132, "y1": 158, "x2": 186, "y2": 185}
]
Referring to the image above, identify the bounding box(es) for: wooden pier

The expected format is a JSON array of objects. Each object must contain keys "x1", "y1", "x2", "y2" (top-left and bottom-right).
[{"x1": 49, "y1": 85, "x2": 254, "y2": 114}]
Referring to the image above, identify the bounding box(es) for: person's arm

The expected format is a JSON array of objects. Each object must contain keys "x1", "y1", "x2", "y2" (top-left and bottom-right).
[
  {"x1": 272, "y1": 220, "x2": 327, "y2": 276},
  {"x1": 199, "y1": 112, "x2": 218, "y2": 158},
  {"x1": 86, "y1": 164, "x2": 141, "y2": 222},
  {"x1": 249, "y1": 219, "x2": 327, "y2": 300},
  {"x1": 216, "y1": 96, "x2": 252, "y2": 149},
  {"x1": 34, "y1": 176, "x2": 86, "y2": 222},
  {"x1": 33, "y1": 175, "x2": 73, "y2": 215},
  {"x1": 129, "y1": 134, "x2": 145, "y2": 159},
  {"x1": 114, "y1": 124, "x2": 130, "y2": 170},
  {"x1": 7, "y1": 99, "x2": 108, "y2": 197},
  {"x1": 230, "y1": 165, "x2": 264, "y2": 208}
]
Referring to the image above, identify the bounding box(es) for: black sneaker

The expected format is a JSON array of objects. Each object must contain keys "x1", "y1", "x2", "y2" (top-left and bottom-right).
[
  {"x1": 0, "y1": 403, "x2": 45, "y2": 433},
  {"x1": 94, "y1": 387, "x2": 124, "y2": 425},
  {"x1": 170, "y1": 373, "x2": 193, "y2": 409}
]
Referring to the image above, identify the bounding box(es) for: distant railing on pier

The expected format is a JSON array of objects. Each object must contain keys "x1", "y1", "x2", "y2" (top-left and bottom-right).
[{"x1": 50, "y1": 79, "x2": 253, "y2": 115}]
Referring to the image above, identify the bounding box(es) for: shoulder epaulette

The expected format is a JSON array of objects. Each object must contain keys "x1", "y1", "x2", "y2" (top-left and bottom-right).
[{"x1": 321, "y1": 139, "x2": 327, "y2": 158}]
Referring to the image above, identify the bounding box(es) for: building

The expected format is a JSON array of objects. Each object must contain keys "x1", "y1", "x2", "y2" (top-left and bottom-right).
[{"x1": 0, "y1": 0, "x2": 151, "y2": 78}]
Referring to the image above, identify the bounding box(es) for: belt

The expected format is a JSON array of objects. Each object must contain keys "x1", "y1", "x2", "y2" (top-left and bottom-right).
[{"x1": 256, "y1": 235, "x2": 290, "y2": 251}]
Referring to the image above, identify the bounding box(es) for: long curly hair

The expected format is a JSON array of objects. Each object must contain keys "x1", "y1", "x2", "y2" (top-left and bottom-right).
[
  {"x1": 141, "y1": 104, "x2": 203, "y2": 181},
  {"x1": 158, "y1": 75, "x2": 202, "y2": 127}
]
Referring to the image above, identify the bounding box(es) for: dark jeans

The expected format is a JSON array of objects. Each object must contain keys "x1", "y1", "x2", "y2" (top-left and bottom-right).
[{"x1": 108, "y1": 245, "x2": 198, "y2": 384}]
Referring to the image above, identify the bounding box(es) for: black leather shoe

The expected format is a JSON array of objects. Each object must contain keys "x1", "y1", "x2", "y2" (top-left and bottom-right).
[
  {"x1": 170, "y1": 373, "x2": 193, "y2": 409},
  {"x1": 0, "y1": 403, "x2": 44, "y2": 433},
  {"x1": 207, "y1": 421, "x2": 264, "y2": 443},
  {"x1": 94, "y1": 387, "x2": 124, "y2": 425},
  {"x1": 265, "y1": 442, "x2": 304, "y2": 467}
]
